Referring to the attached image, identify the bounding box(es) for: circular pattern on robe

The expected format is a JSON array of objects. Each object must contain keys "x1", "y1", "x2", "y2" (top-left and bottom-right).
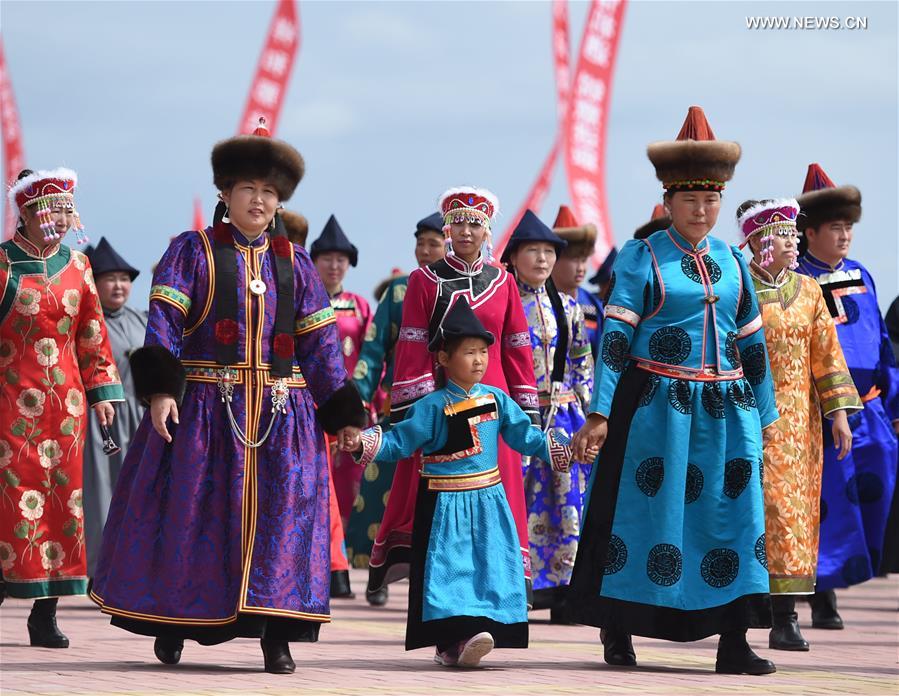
[
  {"x1": 723, "y1": 458, "x2": 752, "y2": 499},
  {"x1": 639, "y1": 373, "x2": 661, "y2": 408},
  {"x1": 649, "y1": 327, "x2": 691, "y2": 364},
  {"x1": 819, "y1": 497, "x2": 828, "y2": 523},
  {"x1": 636, "y1": 457, "x2": 665, "y2": 497},
  {"x1": 841, "y1": 554, "x2": 871, "y2": 586},
  {"x1": 744, "y1": 382, "x2": 758, "y2": 408},
  {"x1": 741, "y1": 344, "x2": 767, "y2": 386},
  {"x1": 701, "y1": 548, "x2": 740, "y2": 588},
  {"x1": 604, "y1": 534, "x2": 628, "y2": 575},
  {"x1": 724, "y1": 331, "x2": 740, "y2": 369},
  {"x1": 667, "y1": 379, "x2": 693, "y2": 415},
  {"x1": 846, "y1": 472, "x2": 884, "y2": 505},
  {"x1": 680, "y1": 254, "x2": 722, "y2": 284},
  {"x1": 701, "y1": 382, "x2": 725, "y2": 419},
  {"x1": 727, "y1": 382, "x2": 752, "y2": 411},
  {"x1": 602, "y1": 331, "x2": 629, "y2": 373},
  {"x1": 758, "y1": 457, "x2": 765, "y2": 489},
  {"x1": 647, "y1": 543, "x2": 683, "y2": 586},
  {"x1": 841, "y1": 296, "x2": 860, "y2": 325},
  {"x1": 685, "y1": 464, "x2": 704, "y2": 504},
  {"x1": 736, "y1": 288, "x2": 754, "y2": 323},
  {"x1": 754, "y1": 533, "x2": 768, "y2": 569}
]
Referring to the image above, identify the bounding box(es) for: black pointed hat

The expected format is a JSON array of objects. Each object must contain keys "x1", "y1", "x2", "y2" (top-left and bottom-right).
[
  {"x1": 88, "y1": 237, "x2": 140, "y2": 280},
  {"x1": 500, "y1": 209, "x2": 567, "y2": 264},
  {"x1": 415, "y1": 212, "x2": 444, "y2": 237},
  {"x1": 428, "y1": 297, "x2": 495, "y2": 353},
  {"x1": 588, "y1": 247, "x2": 618, "y2": 287},
  {"x1": 310, "y1": 215, "x2": 358, "y2": 267}
]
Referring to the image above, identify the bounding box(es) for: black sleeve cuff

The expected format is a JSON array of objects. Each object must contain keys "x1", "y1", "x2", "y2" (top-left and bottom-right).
[
  {"x1": 129, "y1": 345, "x2": 186, "y2": 404},
  {"x1": 317, "y1": 380, "x2": 367, "y2": 435}
]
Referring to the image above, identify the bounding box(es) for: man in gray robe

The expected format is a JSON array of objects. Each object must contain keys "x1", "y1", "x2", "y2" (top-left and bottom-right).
[{"x1": 84, "y1": 238, "x2": 148, "y2": 575}]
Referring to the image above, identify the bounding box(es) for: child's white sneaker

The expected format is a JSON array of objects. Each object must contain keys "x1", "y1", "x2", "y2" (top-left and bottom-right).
[
  {"x1": 434, "y1": 645, "x2": 459, "y2": 666},
  {"x1": 457, "y1": 632, "x2": 494, "y2": 667}
]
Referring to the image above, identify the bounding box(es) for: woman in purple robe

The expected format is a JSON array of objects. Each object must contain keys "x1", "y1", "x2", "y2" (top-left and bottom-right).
[{"x1": 91, "y1": 119, "x2": 365, "y2": 674}]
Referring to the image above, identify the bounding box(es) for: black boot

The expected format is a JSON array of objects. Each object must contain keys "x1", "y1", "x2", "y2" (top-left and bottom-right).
[
  {"x1": 154, "y1": 636, "x2": 184, "y2": 665},
  {"x1": 27, "y1": 598, "x2": 69, "y2": 648},
  {"x1": 809, "y1": 590, "x2": 843, "y2": 629},
  {"x1": 261, "y1": 639, "x2": 296, "y2": 674},
  {"x1": 366, "y1": 585, "x2": 388, "y2": 607},
  {"x1": 330, "y1": 570, "x2": 355, "y2": 599},
  {"x1": 769, "y1": 595, "x2": 809, "y2": 651},
  {"x1": 600, "y1": 628, "x2": 636, "y2": 666},
  {"x1": 715, "y1": 629, "x2": 776, "y2": 674}
]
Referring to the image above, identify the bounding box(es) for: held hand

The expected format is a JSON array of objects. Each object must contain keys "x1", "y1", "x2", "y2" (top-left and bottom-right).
[
  {"x1": 92, "y1": 401, "x2": 115, "y2": 427},
  {"x1": 762, "y1": 424, "x2": 774, "y2": 448},
  {"x1": 150, "y1": 395, "x2": 179, "y2": 443},
  {"x1": 831, "y1": 410, "x2": 853, "y2": 461},
  {"x1": 337, "y1": 426, "x2": 362, "y2": 454},
  {"x1": 572, "y1": 414, "x2": 608, "y2": 463}
]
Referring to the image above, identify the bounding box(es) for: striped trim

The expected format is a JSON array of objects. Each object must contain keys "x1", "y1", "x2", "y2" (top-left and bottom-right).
[
  {"x1": 538, "y1": 391, "x2": 578, "y2": 408},
  {"x1": 357, "y1": 426, "x2": 383, "y2": 469},
  {"x1": 183, "y1": 365, "x2": 307, "y2": 388},
  {"x1": 150, "y1": 284, "x2": 192, "y2": 316},
  {"x1": 295, "y1": 306, "x2": 336, "y2": 335},
  {"x1": 424, "y1": 467, "x2": 501, "y2": 491},
  {"x1": 769, "y1": 575, "x2": 815, "y2": 595},
  {"x1": 547, "y1": 428, "x2": 572, "y2": 473},
  {"x1": 604, "y1": 304, "x2": 641, "y2": 328},
  {"x1": 815, "y1": 371, "x2": 855, "y2": 392},
  {"x1": 443, "y1": 394, "x2": 495, "y2": 415},
  {"x1": 635, "y1": 360, "x2": 743, "y2": 383},
  {"x1": 737, "y1": 314, "x2": 763, "y2": 339}
]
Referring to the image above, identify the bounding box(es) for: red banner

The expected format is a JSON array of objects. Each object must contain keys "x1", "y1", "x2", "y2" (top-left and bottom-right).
[
  {"x1": 565, "y1": 0, "x2": 627, "y2": 262},
  {"x1": 237, "y1": 0, "x2": 300, "y2": 136},
  {"x1": 0, "y1": 39, "x2": 25, "y2": 241},
  {"x1": 495, "y1": 0, "x2": 570, "y2": 259}
]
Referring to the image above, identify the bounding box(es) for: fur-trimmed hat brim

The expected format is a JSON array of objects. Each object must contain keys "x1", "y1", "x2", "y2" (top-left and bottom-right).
[
  {"x1": 280, "y1": 210, "x2": 309, "y2": 247},
  {"x1": 554, "y1": 223, "x2": 597, "y2": 257},
  {"x1": 212, "y1": 136, "x2": 304, "y2": 201},
  {"x1": 647, "y1": 140, "x2": 741, "y2": 187},
  {"x1": 634, "y1": 216, "x2": 672, "y2": 240},
  {"x1": 796, "y1": 186, "x2": 861, "y2": 231}
]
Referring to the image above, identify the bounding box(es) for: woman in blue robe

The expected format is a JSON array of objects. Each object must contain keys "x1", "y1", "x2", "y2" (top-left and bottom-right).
[{"x1": 570, "y1": 107, "x2": 778, "y2": 675}]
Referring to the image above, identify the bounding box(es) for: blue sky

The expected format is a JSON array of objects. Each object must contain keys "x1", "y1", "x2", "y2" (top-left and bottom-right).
[{"x1": 3, "y1": 1, "x2": 897, "y2": 310}]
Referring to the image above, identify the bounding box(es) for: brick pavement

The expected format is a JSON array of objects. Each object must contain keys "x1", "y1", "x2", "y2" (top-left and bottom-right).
[{"x1": 1, "y1": 570, "x2": 896, "y2": 695}]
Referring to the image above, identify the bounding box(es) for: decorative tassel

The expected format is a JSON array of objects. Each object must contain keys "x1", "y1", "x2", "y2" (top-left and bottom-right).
[
  {"x1": 759, "y1": 233, "x2": 775, "y2": 268},
  {"x1": 73, "y1": 212, "x2": 88, "y2": 244},
  {"x1": 484, "y1": 229, "x2": 495, "y2": 264}
]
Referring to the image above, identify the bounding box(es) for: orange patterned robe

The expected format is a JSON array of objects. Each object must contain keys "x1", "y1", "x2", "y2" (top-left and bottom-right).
[
  {"x1": 0, "y1": 233, "x2": 124, "y2": 598},
  {"x1": 752, "y1": 264, "x2": 861, "y2": 594}
]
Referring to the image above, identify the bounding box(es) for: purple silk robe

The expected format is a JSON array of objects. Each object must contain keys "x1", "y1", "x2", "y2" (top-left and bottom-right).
[{"x1": 92, "y1": 226, "x2": 347, "y2": 641}]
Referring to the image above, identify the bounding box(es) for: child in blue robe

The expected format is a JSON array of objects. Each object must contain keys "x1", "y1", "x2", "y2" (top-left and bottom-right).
[{"x1": 345, "y1": 297, "x2": 574, "y2": 667}]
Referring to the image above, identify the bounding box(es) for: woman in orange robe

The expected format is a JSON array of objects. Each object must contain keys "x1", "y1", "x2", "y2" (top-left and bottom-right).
[{"x1": 738, "y1": 198, "x2": 861, "y2": 652}]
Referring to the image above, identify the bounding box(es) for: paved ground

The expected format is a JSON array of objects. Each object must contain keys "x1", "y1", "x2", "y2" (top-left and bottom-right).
[{"x1": 1, "y1": 570, "x2": 896, "y2": 695}]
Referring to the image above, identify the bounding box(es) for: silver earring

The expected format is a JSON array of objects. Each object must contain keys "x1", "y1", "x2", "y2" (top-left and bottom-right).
[{"x1": 222, "y1": 207, "x2": 230, "y2": 223}]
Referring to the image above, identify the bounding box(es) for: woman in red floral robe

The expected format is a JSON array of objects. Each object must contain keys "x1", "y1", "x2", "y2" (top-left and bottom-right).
[{"x1": 0, "y1": 168, "x2": 123, "y2": 648}]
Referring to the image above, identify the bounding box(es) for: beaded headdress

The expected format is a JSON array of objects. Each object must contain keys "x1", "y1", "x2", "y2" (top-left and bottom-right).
[
  {"x1": 7, "y1": 167, "x2": 88, "y2": 244},
  {"x1": 737, "y1": 198, "x2": 800, "y2": 269},
  {"x1": 437, "y1": 186, "x2": 500, "y2": 261}
]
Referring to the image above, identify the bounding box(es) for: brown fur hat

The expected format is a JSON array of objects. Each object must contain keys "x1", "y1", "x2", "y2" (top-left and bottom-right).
[
  {"x1": 795, "y1": 164, "x2": 861, "y2": 232},
  {"x1": 280, "y1": 210, "x2": 309, "y2": 247},
  {"x1": 647, "y1": 106, "x2": 740, "y2": 191},
  {"x1": 373, "y1": 268, "x2": 404, "y2": 302},
  {"x1": 634, "y1": 204, "x2": 672, "y2": 240},
  {"x1": 552, "y1": 205, "x2": 597, "y2": 257},
  {"x1": 211, "y1": 125, "x2": 304, "y2": 201}
]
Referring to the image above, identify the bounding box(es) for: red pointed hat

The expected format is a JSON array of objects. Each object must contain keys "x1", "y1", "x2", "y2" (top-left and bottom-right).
[
  {"x1": 551, "y1": 205, "x2": 597, "y2": 256},
  {"x1": 646, "y1": 106, "x2": 741, "y2": 192},
  {"x1": 634, "y1": 203, "x2": 672, "y2": 240},
  {"x1": 211, "y1": 117, "x2": 305, "y2": 201},
  {"x1": 795, "y1": 163, "x2": 861, "y2": 231}
]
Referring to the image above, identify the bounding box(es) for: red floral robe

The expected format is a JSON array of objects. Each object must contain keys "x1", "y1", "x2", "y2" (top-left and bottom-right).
[{"x1": 0, "y1": 233, "x2": 123, "y2": 598}]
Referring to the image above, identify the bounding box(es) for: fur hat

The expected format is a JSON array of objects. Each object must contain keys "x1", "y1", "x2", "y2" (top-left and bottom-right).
[
  {"x1": 647, "y1": 106, "x2": 740, "y2": 192},
  {"x1": 634, "y1": 204, "x2": 672, "y2": 240},
  {"x1": 552, "y1": 205, "x2": 597, "y2": 257},
  {"x1": 211, "y1": 118, "x2": 304, "y2": 201},
  {"x1": 796, "y1": 163, "x2": 861, "y2": 232},
  {"x1": 280, "y1": 210, "x2": 309, "y2": 247}
]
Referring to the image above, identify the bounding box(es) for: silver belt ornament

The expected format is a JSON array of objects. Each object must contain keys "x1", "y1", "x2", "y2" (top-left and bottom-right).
[{"x1": 216, "y1": 367, "x2": 289, "y2": 448}]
